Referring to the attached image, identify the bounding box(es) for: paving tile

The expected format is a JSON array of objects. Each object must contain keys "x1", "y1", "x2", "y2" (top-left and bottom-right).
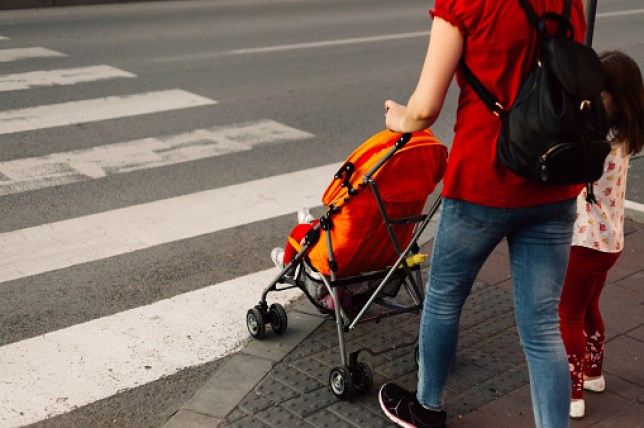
[
  {"x1": 255, "y1": 377, "x2": 300, "y2": 405},
  {"x1": 282, "y1": 388, "x2": 339, "y2": 418},
  {"x1": 183, "y1": 354, "x2": 273, "y2": 418},
  {"x1": 627, "y1": 324, "x2": 644, "y2": 342},
  {"x1": 602, "y1": 372, "x2": 644, "y2": 402},
  {"x1": 222, "y1": 408, "x2": 248, "y2": 424},
  {"x1": 305, "y1": 408, "x2": 358, "y2": 428},
  {"x1": 445, "y1": 359, "x2": 494, "y2": 394},
  {"x1": 607, "y1": 229, "x2": 644, "y2": 283},
  {"x1": 162, "y1": 409, "x2": 220, "y2": 428},
  {"x1": 238, "y1": 391, "x2": 274, "y2": 414},
  {"x1": 254, "y1": 404, "x2": 315, "y2": 427},
  {"x1": 579, "y1": 390, "x2": 630, "y2": 425},
  {"x1": 598, "y1": 283, "x2": 644, "y2": 336},
  {"x1": 449, "y1": 394, "x2": 534, "y2": 427},
  {"x1": 271, "y1": 364, "x2": 326, "y2": 394},
  {"x1": 283, "y1": 337, "x2": 330, "y2": 363},
  {"x1": 613, "y1": 270, "x2": 644, "y2": 294},
  {"x1": 604, "y1": 336, "x2": 644, "y2": 385},
  {"x1": 373, "y1": 350, "x2": 417, "y2": 379},
  {"x1": 591, "y1": 400, "x2": 644, "y2": 427},
  {"x1": 327, "y1": 401, "x2": 391, "y2": 428},
  {"x1": 223, "y1": 415, "x2": 271, "y2": 428},
  {"x1": 289, "y1": 355, "x2": 334, "y2": 382}
]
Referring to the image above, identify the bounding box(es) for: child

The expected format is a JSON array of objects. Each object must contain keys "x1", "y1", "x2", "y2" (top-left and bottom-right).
[
  {"x1": 270, "y1": 208, "x2": 353, "y2": 313},
  {"x1": 559, "y1": 50, "x2": 644, "y2": 419}
]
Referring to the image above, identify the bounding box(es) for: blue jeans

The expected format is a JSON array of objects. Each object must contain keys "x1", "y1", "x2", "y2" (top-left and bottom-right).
[{"x1": 417, "y1": 197, "x2": 576, "y2": 428}]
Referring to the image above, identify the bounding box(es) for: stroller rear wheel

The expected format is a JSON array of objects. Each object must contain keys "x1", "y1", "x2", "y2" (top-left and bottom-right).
[
  {"x1": 329, "y1": 366, "x2": 354, "y2": 399},
  {"x1": 246, "y1": 307, "x2": 266, "y2": 339},
  {"x1": 352, "y1": 362, "x2": 373, "y2": 394},
  {"x1": 269, "y1": 303, "x2": 288, "y2": 335}
]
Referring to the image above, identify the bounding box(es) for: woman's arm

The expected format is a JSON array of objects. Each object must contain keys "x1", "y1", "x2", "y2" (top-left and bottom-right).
[{"x1": 385, "y1": 17, "x2": 464, "y2": 133}]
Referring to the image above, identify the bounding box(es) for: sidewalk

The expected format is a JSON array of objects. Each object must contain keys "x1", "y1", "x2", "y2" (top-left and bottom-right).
[{"x1": 165, "y1": 217, "x2": 644, "y2": 428}]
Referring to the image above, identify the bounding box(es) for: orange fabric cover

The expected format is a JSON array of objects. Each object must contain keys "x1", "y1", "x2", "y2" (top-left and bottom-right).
[{"x1": 308, "y1": 129, "x2": 447, "y2": 276}]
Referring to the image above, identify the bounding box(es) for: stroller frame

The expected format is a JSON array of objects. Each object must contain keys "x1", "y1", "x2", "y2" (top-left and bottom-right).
[{"x1": 246, "y1": 133, "x2": 441, "y2": 399}]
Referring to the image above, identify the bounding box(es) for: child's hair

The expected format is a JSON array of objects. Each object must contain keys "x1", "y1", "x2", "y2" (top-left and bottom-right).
[{"x1": 599, "y1": 50, "x2": 644, "y2": 155}]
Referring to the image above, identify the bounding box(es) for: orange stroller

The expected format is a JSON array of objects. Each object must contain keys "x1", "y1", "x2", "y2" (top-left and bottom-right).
[{"x1": 246, "y1": 129, "x2": 447, "y2": 399}]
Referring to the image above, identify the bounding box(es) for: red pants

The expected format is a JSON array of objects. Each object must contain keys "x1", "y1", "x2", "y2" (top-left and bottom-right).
[{"x1": 559, "y1": 246, "x2": 621, "y2": 399}]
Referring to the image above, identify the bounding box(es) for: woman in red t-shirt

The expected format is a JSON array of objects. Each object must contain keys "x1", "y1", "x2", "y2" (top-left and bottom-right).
[{"x1": 377, "y1": 1, "x2": 588, "y2": 427}]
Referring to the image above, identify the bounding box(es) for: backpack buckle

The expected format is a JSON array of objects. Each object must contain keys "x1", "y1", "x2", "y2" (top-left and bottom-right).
[
  {"x1": 579, "y1": 99, "x2": 592, "y2": 111},
  {"x1": 493, "y1": 102, "x2": 505, "y2": 117}
]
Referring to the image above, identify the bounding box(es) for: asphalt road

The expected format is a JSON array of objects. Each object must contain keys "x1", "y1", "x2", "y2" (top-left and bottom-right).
[{"x1": 0, "y1": 1, "x2": 642, "y2": 427}]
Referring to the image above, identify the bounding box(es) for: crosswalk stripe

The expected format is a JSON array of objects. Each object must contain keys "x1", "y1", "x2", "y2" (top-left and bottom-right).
[
  {"x1": 597, "y1": 9, "x2": 644, "y2": 18},
  {"x1": 0, "y1": 90, "x2": 217, "y2": 135},
  {"x1": 0, "y1": 65, "x2": 136, "y2": 92},
  {"x1": 0, "y1": 163, "x2": 337, "y2": 284},
  {"x1": 0, "y1": 47, "x2": 66, "y2": 62},
  {"x1": 0, "y1": 268, "x2": 301, "y2": 427},
  {"x1": 0, "y1": 119, "x2": 313, "y2": 196}
]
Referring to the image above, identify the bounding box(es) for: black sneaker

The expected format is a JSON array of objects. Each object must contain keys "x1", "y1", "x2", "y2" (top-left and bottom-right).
[{"x1": 379, "y1": 383, "x2": 447, "y2": 428}]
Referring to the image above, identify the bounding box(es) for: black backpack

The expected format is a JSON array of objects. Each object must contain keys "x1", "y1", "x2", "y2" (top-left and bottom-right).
[{"x1": 461, "y1": 0, "x2": 610, "y2": 201}]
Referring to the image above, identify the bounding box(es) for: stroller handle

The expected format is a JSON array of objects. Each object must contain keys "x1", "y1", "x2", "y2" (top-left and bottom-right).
[
  {"x1": 362, "y1": 133, "x2": 413, "y2": 183},
  {"x1": 396, "y1": 133, "x2": 412, "y2": 149}
]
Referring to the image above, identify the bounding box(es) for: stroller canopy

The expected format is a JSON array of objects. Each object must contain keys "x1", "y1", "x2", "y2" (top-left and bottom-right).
[{"x1": 309, "y1": 129, "x2": 447, "y2": 276}]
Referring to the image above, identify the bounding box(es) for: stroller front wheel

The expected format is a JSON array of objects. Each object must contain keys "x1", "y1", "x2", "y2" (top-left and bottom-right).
[
  {"x1": 269, "y1": 303, "x2": 288, "y2": 335},
  {"x1": 246, "y1": 307, "x2": 266, "y2": 339}
]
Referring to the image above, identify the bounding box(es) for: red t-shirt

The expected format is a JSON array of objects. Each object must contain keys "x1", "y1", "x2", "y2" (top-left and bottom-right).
[{"x1": 431, "y1": 0, "x2": 587, "y2": 207}]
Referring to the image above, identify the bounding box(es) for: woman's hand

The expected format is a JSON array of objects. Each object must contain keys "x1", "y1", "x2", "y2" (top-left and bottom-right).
[{"x1": 384, "y1": 100, "x2": 407, "y2": 133}]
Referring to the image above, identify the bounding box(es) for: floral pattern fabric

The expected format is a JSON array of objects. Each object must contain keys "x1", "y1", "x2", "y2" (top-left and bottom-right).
[{"x1": 572, "y1": 141, "x2": 630, "y2": 253}]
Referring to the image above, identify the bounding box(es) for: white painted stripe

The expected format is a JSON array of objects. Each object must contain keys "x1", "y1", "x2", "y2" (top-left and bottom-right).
[
  {"x1": 0, "y1": 47, "x2": 66, "y2": 62},
  {"x1": 0, "y1": 163, "x2": 337, "y2": 284},
  {"x1": 0, "y1": 65, "x2": 136, "y2": 92},
  {"x1": 624, "y1": 199, "x2": 644, "y2": 213},
  {"x1": 597, "y1": 9, "x2": 644, "y2": 18},
  {"x1": 0, "y1": 119, "x2": 313, "y2": 196},
  {"x1": 0, "y1": 269, "x2": 301, "y2": 427},
  {"x1": 227, "y1": 31, "x2": 428, "y2": 54},
  {"x1": 222, "y1": 8, "x2": 644, "y2": 56},
  {"x1": 0, "y1": 90, "x2": 216, "y2": 135},
  {"x1": 0, "y1": 36, "x2": 8, "y2": 41}
]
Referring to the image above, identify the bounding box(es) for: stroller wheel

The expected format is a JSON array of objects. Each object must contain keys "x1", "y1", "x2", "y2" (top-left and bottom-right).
[
  {"x1": 329, "y1": 366, "x2": 354, "y2": 399},
  {"x1": 269, "y1": 303, "x2": 288, "y2": 335},
  {"x1": 352, "y1": 362, "x2": 373, "y2": 394},
  {"x1": 246, "y1": 307, "x2": 266, "y2": 339}
]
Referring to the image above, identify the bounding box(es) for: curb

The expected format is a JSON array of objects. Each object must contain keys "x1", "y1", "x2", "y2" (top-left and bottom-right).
[
  {"x1": 625, "y1": 200, "x2": 644, "y2": 224},
  {"x1": 0, "y1": 0, "x2": 164, "y2": 10},
  {"x1": 163, "y1": 298, "x2": 327, "y2": 428}
]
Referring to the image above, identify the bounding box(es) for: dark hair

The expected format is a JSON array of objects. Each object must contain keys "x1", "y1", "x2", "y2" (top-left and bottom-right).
[{"x1": 599, "y1": 50, "x2": 644, "y2": 155}]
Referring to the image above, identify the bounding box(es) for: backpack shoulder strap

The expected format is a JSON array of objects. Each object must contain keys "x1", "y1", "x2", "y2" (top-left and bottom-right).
[
  {"x1": 518, "y1": 0, "x2": 539, "y2": 27},
  {"x1": 459, "y1": 0, "x2": 572, "y2": 116},
  {"x1": 519, "y1": 0, "x2": 572, "y2": 37},
  {"x1": 460, "y1": 61, "x2": 504, "y2": 116}
]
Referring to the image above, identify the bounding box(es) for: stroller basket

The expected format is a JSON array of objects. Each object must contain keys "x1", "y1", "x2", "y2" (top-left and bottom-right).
[{"x1": 246, "y1": 129, "x2": 447, "y2": 399}]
